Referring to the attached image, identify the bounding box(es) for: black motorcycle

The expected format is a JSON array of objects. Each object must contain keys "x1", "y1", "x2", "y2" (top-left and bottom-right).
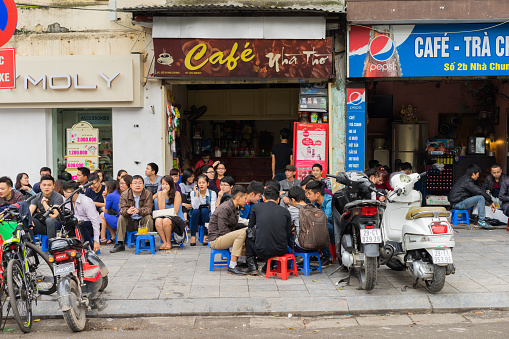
[{"x1": 327, "y1": 171, "x2": 385, "y2": 291}]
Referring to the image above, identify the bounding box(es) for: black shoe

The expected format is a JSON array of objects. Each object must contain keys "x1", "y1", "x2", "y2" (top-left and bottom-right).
[
  {"x1": 321, "y1": 257, "x2": 332, "y2": 268},
  {"x1": 110, "y1": 243, "x2": 125, "y2": 253},
  {"x1": 190, "y1": 242, "x2": 196, "y2": 246},
  {"x1": 237, "y1": 262, "x2": 248, "y2": 268},
  {"x1": 228, "y1": 265, "x2": 246, "y2": 275},
  {"x1": 245, "y1": 257, "x2": 259, "y2": 275}
]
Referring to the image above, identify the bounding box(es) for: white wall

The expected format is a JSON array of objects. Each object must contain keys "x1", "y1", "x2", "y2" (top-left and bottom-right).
[
  {"x1": 112, "y1": 81, "x2": 164, "y2": 177},
  {"x1": 0, "y1": 108, "x2": 53, "y2": 182}
]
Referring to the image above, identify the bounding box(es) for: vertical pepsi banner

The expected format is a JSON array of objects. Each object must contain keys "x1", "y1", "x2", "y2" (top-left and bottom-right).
[
  {"x1": 348, "y1": 23, "x2": 509, "y2": 77},
  {"x1": 346, "y1": 88, "x2": 366, "y2": 171}
]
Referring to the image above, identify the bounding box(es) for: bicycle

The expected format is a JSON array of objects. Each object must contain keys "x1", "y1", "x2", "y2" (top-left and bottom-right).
[{"x1": 0, "y1": 204, "x2": 56, "y2": 333}]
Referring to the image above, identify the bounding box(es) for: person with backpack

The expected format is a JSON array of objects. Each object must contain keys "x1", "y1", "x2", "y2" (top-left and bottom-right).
[
  {"x1": 189, "y1": 174, "x2": 217, "y2": 246},
  {"x1": 305, "y1": 180, "x2": 333, "y2": 266},
  {"x1": 287, "y1": 186, "x2": 330, "y2": 258},
  {"x1": 245, "y1": 186, "x2": 292, "y2": 275},
  {"x1": 208, "y1": 186, "x2": 248, "y2": 275}
]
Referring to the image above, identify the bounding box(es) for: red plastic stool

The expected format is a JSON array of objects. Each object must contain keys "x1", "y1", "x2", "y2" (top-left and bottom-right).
[
  {"x1": 266, "y1": 254, "x2": 298, "y2": 280},
  {"x1": 506, "y1": 219, "x2": 509, "y2": 232},
  {"x1": 330, "y1": 243, "x2": 338, "y2": 264}
]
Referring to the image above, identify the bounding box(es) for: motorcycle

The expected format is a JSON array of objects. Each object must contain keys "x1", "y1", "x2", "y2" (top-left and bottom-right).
[
  {"x1": 381, "y1": 172, "x2": 455, "y2": 293},
  {"x1": 44, "y1": 182, "x2": 109, "y2": 331},
  {"x1": 327, "y1": 171, "x2": 385, "y2": 291}
]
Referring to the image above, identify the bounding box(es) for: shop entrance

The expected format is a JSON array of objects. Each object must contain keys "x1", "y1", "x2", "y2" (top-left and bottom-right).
[{"x1": 54, "y1": 108, "x2": 113, "y2": 180}]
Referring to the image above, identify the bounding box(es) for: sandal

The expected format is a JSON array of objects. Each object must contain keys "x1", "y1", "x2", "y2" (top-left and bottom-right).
[
  {"x1": 106, "y1": 238, "x2": 115, "y2": 244},
  {"x1": 99, "y1": 238, "x2": 108, "y2": 245}
]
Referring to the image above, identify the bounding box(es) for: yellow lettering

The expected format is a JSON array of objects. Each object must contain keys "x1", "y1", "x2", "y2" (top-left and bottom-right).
[
  {"x1": 241, "y1": 42, "x2": 255, "y2": 62},
  {"x1": 225, "y1": 43, "x2": 240, "y2": 71},
  {"x1": 185, "y1": 44, "x2": 208, "y2": 71},
  {"x1": 209, "y1": 51, "x2": 227, "y2": 65}
]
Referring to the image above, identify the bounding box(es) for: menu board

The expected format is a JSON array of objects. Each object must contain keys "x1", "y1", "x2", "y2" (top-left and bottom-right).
[
  {"x1": 66, "y1": 121, "x2": 100, "y2": 173},
  {"x1": 346, "y1": 88, "x2": 366, "y2": 171}
]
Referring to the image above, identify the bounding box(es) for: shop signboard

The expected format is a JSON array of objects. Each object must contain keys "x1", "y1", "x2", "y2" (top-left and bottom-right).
[
  {"x1": 66, "y1": 121, "x2": 100, "y2": 173},
  {"x1": 154, "y1": 38, "x2": 333, "y2": 78},
  {"x1": 293, "y1": 123, "x2": 329, "y2": 181},
  {"x1": 348, "y1": 23, "x2": 509, "y2": 78},
  {"x1": 0, "y1": 48, "x2": 15, "y2": 88},
  {"x1": 77, "y1": 112, "x2": 111, "y2": 126},
  {"x1": 346, "y1": 88, "x2": 366, "y2": 171}
]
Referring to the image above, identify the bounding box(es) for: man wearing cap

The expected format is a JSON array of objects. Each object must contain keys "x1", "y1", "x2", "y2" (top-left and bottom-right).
[{"x1": 279, "y1": 164, "x2": 301, "y2": 207}]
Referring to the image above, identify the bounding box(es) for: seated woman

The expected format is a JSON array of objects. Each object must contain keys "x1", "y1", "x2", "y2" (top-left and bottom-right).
[
  {"x1": 15, "y1": 172, "x2": 36, "y2": 198},
  {"x1": 169, "y1": 168, "x2": 182, "y2": 193},
  {"x1": 215, "y1": 176, "x2": 235, "y2": 208},
  {"x1": 154, "y1": 175, "x2": 185, "y2": 250},
  {"x1": 179, "y1": 168, "x2": 195, "y2": 222},
  {"x1": 100, "y1": 176, "x2": 131, "y2": 244},
  {"x1": 190, "y1": 174, "x2": 217, "y2": 246},
  {"x1": 213, "y1": 161, "x2": 227, "y2": 188}
]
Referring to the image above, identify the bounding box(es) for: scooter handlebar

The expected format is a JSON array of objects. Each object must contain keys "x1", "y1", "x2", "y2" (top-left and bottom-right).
[{"x1": 418, "y1": 172, "x2": 427, "y2": 179}]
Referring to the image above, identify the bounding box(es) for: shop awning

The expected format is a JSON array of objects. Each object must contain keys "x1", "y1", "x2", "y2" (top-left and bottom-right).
[{"x1": 121, "y1": 1, "x2": 346, "y2": 17}]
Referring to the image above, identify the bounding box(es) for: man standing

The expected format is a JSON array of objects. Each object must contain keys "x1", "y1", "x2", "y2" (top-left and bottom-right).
[
  {"x1": 449, "y1": 164, "x2": 496, "y2": 229},
  {"x1": 144, "y1": 162, "x2": 162, "y2": 195},
  {"x1": 272, "y1": 128, "x2": 293, "y2": 181},
  {"x1": 76, "y1": 167, "x2": 90, "y2": 186},
  {"x1": 482, "y1": 164, "x2": 507, "y2": 199},
  {"x1": 0, "y1": 177, "x2": 25, "y2": 210},
  {"x1": 208, "y1": 186, "x2": 248, "y2": 275},
  {"x1": 305, "y1": 180, "x2": 333, "y2": 266},
  {"x1": 29, "y1": 175, "x2": 64, "y2": 239},
  {"x1": 63, "y1": 181, "x2": 101, "y2": 252},
  {"x1": 84, "y1": 173, "x2": 105, "y2": 211},
  {"x1": 279, "y1": 164, "x2": 301, "y2": 207},
  {"x1": 245, "y1": 186, "x2": 293, "y2": 275},
  {"x1": 311, "y1": 163, "x2": 331, "y2": 191},
  {"x1": 111, "y1": 175, "x2": 154, "y2": 253},
  {"x1": 33, "y1": 167, "x2": 52, "y2": 194}
]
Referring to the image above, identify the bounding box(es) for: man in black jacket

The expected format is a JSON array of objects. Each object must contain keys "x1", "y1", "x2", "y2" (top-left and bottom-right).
[
  {"x1": 481, "y1": 164, "x2": 507, "y2": 198},
  {"x1": 449, "y1": 164, "x2": 496, "y2": 228},
  {"x1": 245, "y1": 186, "x2": 292, "y2": 275}
]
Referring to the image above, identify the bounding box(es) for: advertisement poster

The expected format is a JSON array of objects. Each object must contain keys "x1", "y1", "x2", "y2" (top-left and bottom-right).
[
  {"x1": 346, "y1": 88, "x2": 366, "y2": 171},
  {"x1": 348, "y1": 23, "x2": 509, "y2": 78},
  {"x1": 293, "y1": 123, "x2": 329, "y2": 181},
  {"x1": 66, "y1": 121, "x2": 100, "y2": 173},
  {"x1": 154, "y1": 38, "x2": 333, "y2": 78}
]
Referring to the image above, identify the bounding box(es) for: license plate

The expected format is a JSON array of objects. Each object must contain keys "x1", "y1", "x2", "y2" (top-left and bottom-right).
[
  {"x1": 54, "y1": 262, "x2": 75, "y2": 276},
  {"x1": 360, "y1": 228, "x2": 382, "y2": 244},
  {"x1": 430, "y1": 249, "x2": 453, "y2": 264}
]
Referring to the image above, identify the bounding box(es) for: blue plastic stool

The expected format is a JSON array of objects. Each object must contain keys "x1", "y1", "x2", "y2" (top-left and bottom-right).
[
  {"x1": 208, "y1": 244, "x2": 231, "y2": 271},
  {"x1": 294, "y1": 251, "x2": 322, "y2": 276},
  {"x1": 135, "y1": 234, "x2": 156, "y2": 255},
  {"x1": 451, "y1": 209, "x2": 469, "y2": 226},
  {"x1": 198, "y1": 224, "x2": 205, "y2": 243},
  {"x1": 125, "y1": 231, "x2": 137, "y2": 248},
  {"x1": 34, "y1": 234, "x2": 49, "y2": 252}
]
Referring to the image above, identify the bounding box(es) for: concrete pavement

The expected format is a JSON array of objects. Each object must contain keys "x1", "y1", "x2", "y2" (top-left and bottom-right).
[{"x1": 28, "y1": 227, "x2": 509, "y2": 317}]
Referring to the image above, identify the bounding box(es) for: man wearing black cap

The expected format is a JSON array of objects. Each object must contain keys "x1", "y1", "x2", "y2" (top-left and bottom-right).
[{"x1": 279, "y1": 164, "x2": 301, "y2": 207}]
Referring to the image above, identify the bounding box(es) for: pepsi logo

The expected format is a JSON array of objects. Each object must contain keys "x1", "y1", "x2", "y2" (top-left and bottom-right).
[
  {"x1": 369, "y1": 35, "x2": 395, "y2": 62},
  {"x1": 348, "y1": 92, "x2": 364, "y2": 105}
]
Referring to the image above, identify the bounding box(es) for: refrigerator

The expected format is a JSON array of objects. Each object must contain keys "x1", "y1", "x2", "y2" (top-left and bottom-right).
[{"x1": 392, "y1": 123, "x2": 428, "y2": 172}]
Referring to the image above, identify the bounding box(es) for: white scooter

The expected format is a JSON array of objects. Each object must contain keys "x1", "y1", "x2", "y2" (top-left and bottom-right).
[{"x1": 381, "y1": 172, "x2": 455, "y2": 293}]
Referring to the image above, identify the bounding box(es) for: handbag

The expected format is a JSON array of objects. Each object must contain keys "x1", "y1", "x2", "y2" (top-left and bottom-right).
[{"x1": 152, "y1": 208, "x2": 175, "y2": 219}]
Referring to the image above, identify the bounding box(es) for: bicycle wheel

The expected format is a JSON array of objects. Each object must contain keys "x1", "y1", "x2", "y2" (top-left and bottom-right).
[
  {"x1": 25, "y1": 242, "x2": 56, "y2": 295},
  {"x1": 7, "y1": 259, "x2": 32, "y2": 333}
]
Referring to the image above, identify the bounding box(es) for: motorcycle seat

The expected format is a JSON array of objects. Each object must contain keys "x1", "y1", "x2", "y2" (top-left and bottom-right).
[{"x1": 405, "y1": 206, "x2": 449, "y2": 220}]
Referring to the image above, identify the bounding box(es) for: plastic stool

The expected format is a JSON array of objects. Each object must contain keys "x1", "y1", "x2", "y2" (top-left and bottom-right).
[
  {"x1": 208, "y1": 244, "x2": 231, "y2": 271},
  {"x1": 506, "y1": 218, "x2": 509, "y2": 232},
  {"x1": 451, "y1": 209, "x2": 469, "y2": 226},
  {"x1": 125, "y1": 231, "x2": 137, "y2": 248},
  {"x1": 198, "y1": 224, "x2": 205, "y2": 243},
  {"x1": 135, "y1": 234, "x2": 156, "y2": 255},
  {"x1": 330, "y1": 243, "x2": 338, "y2": 264},
  {"x1": 266, "y1": 254, "x2": 298, "y2": 280},
  {"x1": 294, "y1": 251, "x2": 322, "y2": 276},
  {"x1": 35, "y1": 234, "x2": 49, "y2": 252}
]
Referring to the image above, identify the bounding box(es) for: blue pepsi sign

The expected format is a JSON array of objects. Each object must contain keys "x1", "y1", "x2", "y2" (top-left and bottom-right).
[
  {"x1": 346, "y1": 88, "x2": 366, "y2": 171},
  {"x1": 348, "y1": 23, "x2": 509, "y2": 78}
]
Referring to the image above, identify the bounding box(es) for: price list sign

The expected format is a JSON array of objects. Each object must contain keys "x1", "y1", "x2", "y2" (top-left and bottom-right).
[{"x1": 346, "y1": 88, "x2": 366, "y2": 171}]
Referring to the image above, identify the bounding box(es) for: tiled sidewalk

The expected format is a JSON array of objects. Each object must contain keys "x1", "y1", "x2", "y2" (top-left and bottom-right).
[{"x1": 33, "y1": 228, "x2": 509, "y2": 316}]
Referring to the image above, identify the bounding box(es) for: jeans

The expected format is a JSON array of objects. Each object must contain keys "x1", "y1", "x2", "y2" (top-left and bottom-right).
[
  {"x1": 79, "y1": 221, "x2": 94, "y2": 247},
  {"x1": 190, "y1": 208, "x2": 210, "y2": 237},
  {"x1": 32, "y1": 217, "x2": 62, "y2": 239},
  {"x1": 274, "y1": 172, "x2": 286, "y2": 181},
  {"x1": 454, "y1": 195, "x2": 486, "y2": 221},
  {"x1": 320, "y1": 225, "x2": 334, "y2": 259}
]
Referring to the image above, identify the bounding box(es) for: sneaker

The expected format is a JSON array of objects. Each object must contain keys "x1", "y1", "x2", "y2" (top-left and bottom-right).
[
  {"x1": 478, "y1": 220, "x2": 493, "y2": 229},
  {"x1": 110, "y1": 243, "x2": 125, "y2": 253},
  {"x1": 320, "y1": 257, "x2": 332, "y2": 268}
]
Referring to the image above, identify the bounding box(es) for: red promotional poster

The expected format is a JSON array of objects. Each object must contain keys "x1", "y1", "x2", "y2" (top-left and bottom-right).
[{"x1": 293, "y1": 123, "x2": 329, "y2": 181}]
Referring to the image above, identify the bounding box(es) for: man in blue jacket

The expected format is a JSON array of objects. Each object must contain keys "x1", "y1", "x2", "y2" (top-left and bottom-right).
[{"x1": 305, "y1": 180, "x2": 332, "y2": 266}]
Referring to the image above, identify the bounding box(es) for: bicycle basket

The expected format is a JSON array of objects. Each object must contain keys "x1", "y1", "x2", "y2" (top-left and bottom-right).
[{"x1": 0, "y1": 221, "x2": 17, "y2": 244}]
